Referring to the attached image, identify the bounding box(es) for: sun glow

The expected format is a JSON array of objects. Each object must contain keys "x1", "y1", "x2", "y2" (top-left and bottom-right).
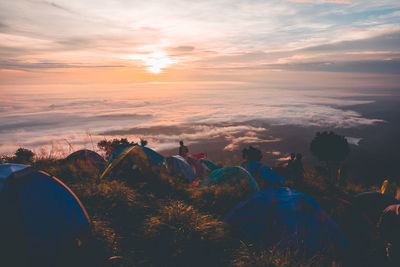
[{"x1": 127, "y1": 52, "x2": 178, "y2": 74}]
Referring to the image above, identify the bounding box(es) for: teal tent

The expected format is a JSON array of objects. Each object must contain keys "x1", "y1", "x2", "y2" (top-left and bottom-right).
[{"x1": 201, "y1": 166, "x2": 259, "y2": 193}]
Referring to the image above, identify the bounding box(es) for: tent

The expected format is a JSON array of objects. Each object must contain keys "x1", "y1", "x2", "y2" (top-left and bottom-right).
[
  {"x1": 199, "y1": 158, "x2": 218, "y2": 173},
  {"x1": 64, "y1": 149, "x2": 106, "y2": 169},
  {"x1": 200, "y1": 166, "x2": 259, "y2": 193},
  {"x1": 165, "y1": 155, "x2": 197, "y2": 183},
  {"x1": 224, "y1": 187, "x2": 348, "y2": 257},
  {"x1": 0, "y1": 164, "x2": 90, "y2": 266},
  {"x1": 100, "y1": 146, "x2": 164, "y2": 180},
  {"x1": 353, "y1": 191, "x2": 399, "y2": 227},
  {"x1": 241, "y1": 161, "x2": 285, "y2": 187},
  {"x1": 186, "y1": 156, "x2": 209, "y2": 178},
  {"x1": 318, "y1": 196, "x2": 385, "y2": 265},
  {"x1": 378, "y1": 204, "x2": 400, "y2": 264}
]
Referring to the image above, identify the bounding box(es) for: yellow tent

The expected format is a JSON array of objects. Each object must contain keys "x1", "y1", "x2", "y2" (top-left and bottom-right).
[{"x1": 100, "y1": 146, "x2": 162, "y2": 180}]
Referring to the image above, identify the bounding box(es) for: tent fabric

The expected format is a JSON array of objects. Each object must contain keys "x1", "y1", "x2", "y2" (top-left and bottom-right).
[
  {"x1": 0, "y1": 164, "x2": 90, "y2": 267},
  {"x1": 318, "y1": 196, "x2": 379, "y2": 261},
  {"x1": 378, "y1": 204, "x2": 400, "y2": 265},
  {"x1": 379, "y1": 204, "x2": 400, "y2": 244},
  {"x1": 101, "y1": 146, "x2": 164, "y2": 179},
  {"x1": 199, "y1": 158, "x2": 218, "y2": 173},
  {"x1": 353, "y1": 191, "x2": 399, "y2": 227},
  {"x1": 241, "y1": 161, "x2": 285, "y2": 186},
  {"x1": 165, "y1": 155, "x2": 197, "y2": 182},
  {"x1": 201, "y1": 166, "x2": 259, "y2": 193},
  {"x1": 0, "y1": 163, "x2": 29, "y2": 191},
  {"x1": 224, "y1": 187, "x2": 348, "y2": 257},
  {"x1": 141, "y1": 146, "x2": 164, "y2": 167},
  {"x1": 65, "y1": 149, "x2": 106, "y2": 169},
  {"x1": 108, "y1": 145, "x2": 135, "y2": 164},
  {"x1": 186, "y1": 156, "x2": 209, "y2": 178},
  {"x1": 192, "y1": 153, "x2": 206, "y2": 160}
]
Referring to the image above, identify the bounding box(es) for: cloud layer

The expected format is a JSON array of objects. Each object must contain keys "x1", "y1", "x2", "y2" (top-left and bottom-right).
[{"x1": 0, "y1": 86, "x2": 386, "y2": 154}]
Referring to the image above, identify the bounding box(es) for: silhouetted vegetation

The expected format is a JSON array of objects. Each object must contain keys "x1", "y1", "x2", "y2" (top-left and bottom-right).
[
  {"x1": 1, "y1": 147, "x2": 35, "y2": 164},
  {"x1": 97, "y1": 138, "x2": 137, "y2": 159},
  {"x1": 310, "y1": 131, "x2": 350, "y2": 184},
  {"x1": 242, "y1": 146, "x2": 263, "y2": 162}
]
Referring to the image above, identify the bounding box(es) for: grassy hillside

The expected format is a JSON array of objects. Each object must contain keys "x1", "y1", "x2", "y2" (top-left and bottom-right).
[{"x1": 17, "y1": 155, "x2": 372, "y2": 267}]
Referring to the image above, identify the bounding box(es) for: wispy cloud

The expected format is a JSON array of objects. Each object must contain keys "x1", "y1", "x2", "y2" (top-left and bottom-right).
[{"x1": 292, "y1": 0, "x2": 354, "y2": 5}]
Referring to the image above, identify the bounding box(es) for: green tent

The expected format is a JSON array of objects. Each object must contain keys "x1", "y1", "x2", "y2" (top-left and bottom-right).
[{"x1": 201, "y1": 166, "x2": 259, "y2": 193}]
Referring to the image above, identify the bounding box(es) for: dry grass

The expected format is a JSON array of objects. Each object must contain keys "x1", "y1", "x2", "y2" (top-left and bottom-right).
[
  {"x1": 1, "y1": 155, "x2": 369, "y2": 266},
  {"x1": 189, "y1": 182, "x2": 257, "y2": 217},
  {"x1": 232, "y1": 243, "x2": 340, "y2": 267}
]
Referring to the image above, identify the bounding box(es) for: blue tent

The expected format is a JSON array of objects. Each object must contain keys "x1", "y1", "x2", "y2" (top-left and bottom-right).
[
  {"x1": 201, "y1": 166, "x2": 259, "y2": 193},
  {"x1": 65, "y1": 149, "x2": 106, "y2": 169},
  {"x1": 241, "y1": 161, "x2": 285, "y2": 186},
  {"x1": 224, "y1": 187, "x2": 348, "y2": 257},
  {"x1": 0, "y1": 164, "x2": 90, "y2": 266},
  {"x1": 165, "y1": 155, "x2": 197, "y2": 183}
]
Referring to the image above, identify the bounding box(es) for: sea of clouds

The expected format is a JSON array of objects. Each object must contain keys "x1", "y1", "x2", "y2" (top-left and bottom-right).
[{"x1": 0, "y1": 87, "x2": 385, "y2": 156}]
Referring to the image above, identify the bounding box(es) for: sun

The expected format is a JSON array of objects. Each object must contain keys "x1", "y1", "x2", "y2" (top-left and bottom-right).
[{"x1": 127, "y1": 52, "x2": 178, "y2": 74}]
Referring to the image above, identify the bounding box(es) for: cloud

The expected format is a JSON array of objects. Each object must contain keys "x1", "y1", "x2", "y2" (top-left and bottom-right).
[
  {"x1": 346, "y1": 136, "x2": 362, "y2": 145},
  {"x1": 299, "y1": 31, "x2": 400, "y2": 53},
  {"x1": 292, "y1": 0, "x2": 354, "y2": 4},
  {"x1": 0, "y1": 60, "x2": 125, "y2": 70},
  {"x1": 262, "y1": 59, "x2": 400, "y2": 74},
  {"x1": 170, "y1": 46, "x2": 195, "y2": 52},
  {"x1": 44, "y1": 1, "x2": 76, "y2": 14},
  {"x1": 224, "y1": 132, "x2": 281, "y2": 151}
]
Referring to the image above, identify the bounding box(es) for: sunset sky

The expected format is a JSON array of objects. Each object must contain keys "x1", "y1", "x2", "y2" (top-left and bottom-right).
[
  {"x1": 0, "y1": 0, "x2": 399, "y2": 89},
  {"x1": 1, "y1": 0, "x2": 400, "y2": 155}
]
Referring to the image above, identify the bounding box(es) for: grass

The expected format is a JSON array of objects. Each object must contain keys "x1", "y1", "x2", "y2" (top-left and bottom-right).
[{"x1": 1, "y1": 155, "x2": 377, "y2": 267}]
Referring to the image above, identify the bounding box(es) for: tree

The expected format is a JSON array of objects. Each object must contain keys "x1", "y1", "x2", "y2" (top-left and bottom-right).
[
  {"x1": 310, "y1": 131, "x2": 350, "y2": 184},
  {"x1": 14, "y1": 147, "x2": 35, "y2": 164},
  {"x1": 97, "y1": 138, "x2": 137, "y2": 159},
  {"x1": 140, "y1": 139, "x2": 148, "y2": 147}
]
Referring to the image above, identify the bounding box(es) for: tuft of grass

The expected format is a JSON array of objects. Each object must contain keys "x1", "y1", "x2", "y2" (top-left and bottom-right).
[
  {"x1": 141, "y1": 200, "x2": 235, "y2": 267},
  {"x1": 232, "y1": 243, "x2": 340, "y2": 267},
  {"x1": 189, "y1": 182, "x2": 256, "y2": 217}
]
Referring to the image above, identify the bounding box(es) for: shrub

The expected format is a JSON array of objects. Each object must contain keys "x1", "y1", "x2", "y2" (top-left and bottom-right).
[{"x1": 98, "y1": 138, "x2": 137, "y2": 159}]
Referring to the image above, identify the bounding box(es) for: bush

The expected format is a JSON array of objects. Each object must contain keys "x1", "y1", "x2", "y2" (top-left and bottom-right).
[{"x1": 98, "y1": 138, "x2": 137, "y2": 159}]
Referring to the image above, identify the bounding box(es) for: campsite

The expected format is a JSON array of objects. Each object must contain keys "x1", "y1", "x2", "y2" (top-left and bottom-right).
[
  {"x1": 1, "y1": 1, "x2": 399, "y2": 266},
  {"x1": 1, "y1": 137, "x2": 400, "y2": 267}
]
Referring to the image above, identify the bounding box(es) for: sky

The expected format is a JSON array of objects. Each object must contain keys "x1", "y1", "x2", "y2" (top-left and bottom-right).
[
  {"x1": 0, "y1": 0, "x2": 400, "y2": 155},
  {"x1": 0, "y1": 0, "x2": 399, "y2": 88}
]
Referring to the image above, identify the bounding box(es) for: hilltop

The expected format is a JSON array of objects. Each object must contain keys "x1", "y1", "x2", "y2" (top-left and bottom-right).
[{"x1": 1, "y1": 143, "x2": 377, "y2": 267}]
